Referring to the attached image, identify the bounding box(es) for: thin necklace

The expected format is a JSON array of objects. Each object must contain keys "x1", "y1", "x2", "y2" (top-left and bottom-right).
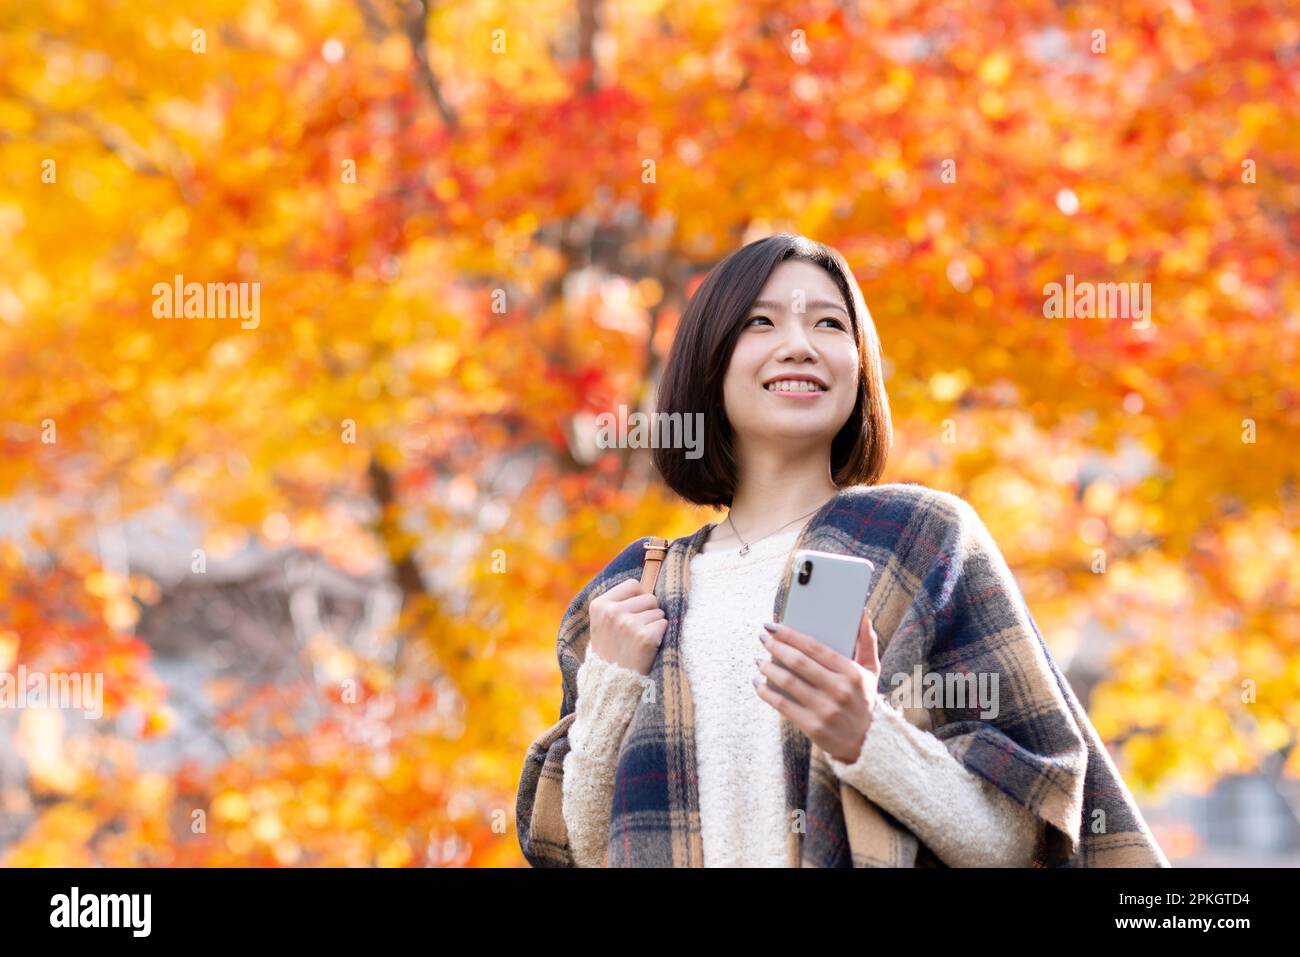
[{"x1": 725, "y1": 495, "x2": 833, "y2": 557}]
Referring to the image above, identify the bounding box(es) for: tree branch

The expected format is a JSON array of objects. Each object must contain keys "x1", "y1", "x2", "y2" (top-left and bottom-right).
[{"x1": 403, "y1": 0, "x2": 459, "y2": 129}]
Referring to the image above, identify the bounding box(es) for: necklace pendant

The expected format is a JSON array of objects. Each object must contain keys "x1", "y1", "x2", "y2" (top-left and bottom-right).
[{"x1": 738, "y1": 544, "x2": 750, "y2": 556}]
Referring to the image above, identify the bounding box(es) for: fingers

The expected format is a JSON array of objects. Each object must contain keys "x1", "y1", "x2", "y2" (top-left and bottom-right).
[
  {"x1": 757, "y1": 653, "x2": 819, "y2": 706},
  {"x1": 753, "y1": 668, "x2": 817, "y2": 726},
  {"x1": 628, "y1": 606, "x2": 666, "y2": 626},
  {"x1": 853, "y1": 609, "x2": 880, "y2": 673},
  {"x1": 588, "y1": 577, "x2": 668, "y2": 676},
  {"x1": 602, "y1": 578, "x2": 644, "y2": 600},
  {"x1": 595, "y1": 580, "x2": 661, "y2": 618},
  {"x1": 762, "y1": 632, "x2": 833, "y2": 691},
  {"x1": 616, "y1": 590, "x2": 660, "y2": 613},
  {"x1": 766, "y1": 621, "x2": 848, "y2": 676},
  {"x1": 641, "y1": 616, "x2": 669, "y2": 655},
  {"x1": 606, "y1": 579, "x2": 661, "y2": 610}
]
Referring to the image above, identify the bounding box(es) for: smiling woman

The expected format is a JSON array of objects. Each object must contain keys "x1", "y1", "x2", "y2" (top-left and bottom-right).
[
  {"x1": 516, "y1": 233, "x2": 1169, "y2": 868},
  {"x1": 650, "y1": 236, "x2": 891, "y2": 510}
]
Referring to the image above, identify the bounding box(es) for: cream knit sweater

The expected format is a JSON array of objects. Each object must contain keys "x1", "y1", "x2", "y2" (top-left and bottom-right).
[{"x1": 562, "y1": 524, "x2": 1044, "y2": 867}]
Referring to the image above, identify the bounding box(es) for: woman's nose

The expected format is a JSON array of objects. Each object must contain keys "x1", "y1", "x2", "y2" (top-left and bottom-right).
[{"x1": 774, "y1": 327, "x2": 815, "y2": 360}]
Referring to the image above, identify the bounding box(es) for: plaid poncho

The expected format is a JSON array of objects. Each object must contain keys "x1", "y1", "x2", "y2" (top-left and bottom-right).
[{"x1": 516, "y1": 482, "x2": 1170, "y2": 867}]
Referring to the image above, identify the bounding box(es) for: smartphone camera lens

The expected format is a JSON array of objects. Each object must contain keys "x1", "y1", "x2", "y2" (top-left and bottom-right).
[{"x1": 797, "y1": 559, "x2": 812, "y2": 585}]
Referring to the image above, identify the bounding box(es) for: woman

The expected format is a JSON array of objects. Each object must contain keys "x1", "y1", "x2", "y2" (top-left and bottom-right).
[{"x1": 516, "y1": 233, "x2": 1169, "y2": 868}]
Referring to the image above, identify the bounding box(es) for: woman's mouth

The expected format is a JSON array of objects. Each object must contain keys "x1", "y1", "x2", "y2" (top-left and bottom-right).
[{"x1": 763, "y1": 378, "x2": 827, "y2": 398}]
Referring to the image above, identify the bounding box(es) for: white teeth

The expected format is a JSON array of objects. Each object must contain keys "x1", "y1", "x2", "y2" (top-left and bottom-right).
[{"x1": 765, "y1": 380, "x2": 824, "y2": 393}]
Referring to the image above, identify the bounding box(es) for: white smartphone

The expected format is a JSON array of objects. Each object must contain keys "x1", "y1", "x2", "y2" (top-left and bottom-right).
[{"x1": 766, "y1": 550, "x2": 875, "y2": 700}]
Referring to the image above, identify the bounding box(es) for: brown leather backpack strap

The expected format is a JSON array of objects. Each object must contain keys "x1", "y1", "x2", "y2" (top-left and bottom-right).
[{"x1": 640, "y1": 537, "x2": 670, "y2": 595}]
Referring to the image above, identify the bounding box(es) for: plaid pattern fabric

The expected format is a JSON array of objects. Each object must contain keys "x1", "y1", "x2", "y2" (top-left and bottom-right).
[{"x1": 516, "y1": 482, "x2": 1170, "y2": 867}]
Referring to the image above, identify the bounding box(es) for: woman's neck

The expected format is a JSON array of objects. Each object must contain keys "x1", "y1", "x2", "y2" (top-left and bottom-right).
[{"x1": 708, "y1": 445, "x2": 838, "y2": 547}]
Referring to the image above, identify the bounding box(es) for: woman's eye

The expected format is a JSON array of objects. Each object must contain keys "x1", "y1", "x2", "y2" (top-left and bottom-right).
[{"x1": 745, "y1": 315, "x2": 845, "y2": 330}]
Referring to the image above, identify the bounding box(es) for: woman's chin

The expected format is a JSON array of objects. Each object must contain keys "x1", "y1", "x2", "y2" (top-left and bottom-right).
[{"x1": 740, "y1": 420, "x2": 840, "y2": 444}]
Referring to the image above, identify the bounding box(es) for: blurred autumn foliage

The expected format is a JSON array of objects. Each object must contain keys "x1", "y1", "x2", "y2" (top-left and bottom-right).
[{"x1": 1, "y1": 0, "x2": 1298, "y2": 865}]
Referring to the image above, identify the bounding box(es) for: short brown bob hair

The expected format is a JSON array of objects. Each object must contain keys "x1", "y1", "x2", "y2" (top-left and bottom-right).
[{"x1": 651, "y1": 233, "x2": 893, "y2": 509}]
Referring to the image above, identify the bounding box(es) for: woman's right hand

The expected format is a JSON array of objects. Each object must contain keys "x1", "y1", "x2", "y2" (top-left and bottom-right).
[{"x1": 587, "y1": 578, "x2": 668, "y2": 676}]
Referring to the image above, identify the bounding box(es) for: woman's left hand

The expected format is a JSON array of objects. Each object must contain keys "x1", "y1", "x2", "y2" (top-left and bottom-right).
[{"x1": 754, "y1": 608, "x2": 881, "y2": 763}]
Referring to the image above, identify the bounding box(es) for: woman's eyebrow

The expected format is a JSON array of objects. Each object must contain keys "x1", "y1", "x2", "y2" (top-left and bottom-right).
[{"x1": 749, "y1": 298, "x2": 849, "y2": 315}]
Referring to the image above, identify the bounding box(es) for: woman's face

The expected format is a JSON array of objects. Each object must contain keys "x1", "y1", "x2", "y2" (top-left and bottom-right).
[{"x1": 721, "y1": 259, "x2": 860, "y2": 455}]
